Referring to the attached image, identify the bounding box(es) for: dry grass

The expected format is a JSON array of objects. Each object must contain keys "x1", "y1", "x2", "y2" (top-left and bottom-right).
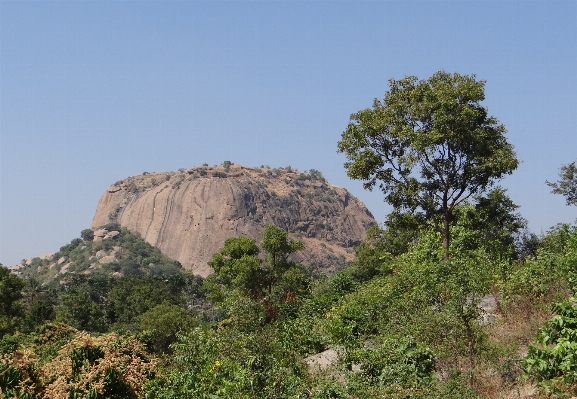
[
  {"x1": 491, "y1": 295, "x2": 554, "y2": 350},
  {"x1": 429, "y1": 295, "x2": 559, "y2": 398},
  {"x1": 469, "y1": 294, "x2": 560, "y2": 399}
]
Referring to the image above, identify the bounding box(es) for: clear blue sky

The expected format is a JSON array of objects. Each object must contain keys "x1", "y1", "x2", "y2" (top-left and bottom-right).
[{"x1": 1, "y1": 1, "x2": 576, "y2": 266}]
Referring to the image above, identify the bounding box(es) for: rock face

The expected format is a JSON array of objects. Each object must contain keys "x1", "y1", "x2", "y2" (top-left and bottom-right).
[{"x1": 91, "y1": 164, "x2": 375, "y2": 277}]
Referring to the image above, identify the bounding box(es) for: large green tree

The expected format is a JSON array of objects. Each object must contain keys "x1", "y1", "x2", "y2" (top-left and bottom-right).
[{"x1": 337, "y1": 70, "x2": 518, "y2": 258}]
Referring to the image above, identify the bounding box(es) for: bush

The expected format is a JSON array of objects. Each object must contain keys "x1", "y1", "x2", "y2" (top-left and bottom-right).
[
  {"x1": 524, "y1": 291, "x2": 577, "y2": 396},
  {"x1": 80, "y1": 229, "x2": 94, "y2": 241},
  {"x1": 136, "y1": 302, "x2": 197, "y2": 354},
  {"x1": 0, "y1": 328, "x2": 157, "y2": 399},
  {"x1": 212, "y1": 171, "x2": 227, "y2": 178}
]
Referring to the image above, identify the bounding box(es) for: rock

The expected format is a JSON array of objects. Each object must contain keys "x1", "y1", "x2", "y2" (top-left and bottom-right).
[
  {"x1": 93, "y1": 228, "x2": 108, "y2": 242},
  {"x1": 478, "y1": 294, "x2": 499, "y2": 325},
  {"x1": 95, "y1": 250, "x2": 107, "y2": 258},
  {"x1": 57, "y1": 257, "x2": 67, "y2": 265},
  {"x1": 105, "y1": 231, "x2": 120, "y2": 239},
  {"x1": 39, "y1": 253, "x2": 54, "y2": 260},
  {"x1": 304, "y1": 349, "x2": 340, "y2": 371},
  {"x1": 91, "y1": 164, "x2": 376, "y2": 277}
]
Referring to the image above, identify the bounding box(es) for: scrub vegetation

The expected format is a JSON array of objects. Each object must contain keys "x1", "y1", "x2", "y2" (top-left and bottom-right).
[{"x1": 2, "y1": 71, "x2": 577, "y2": 398}]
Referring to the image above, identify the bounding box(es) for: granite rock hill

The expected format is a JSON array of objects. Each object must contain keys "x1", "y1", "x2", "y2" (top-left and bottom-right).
[{"x1": 91, "y1": 164, "x2": 376, "y2": 276}]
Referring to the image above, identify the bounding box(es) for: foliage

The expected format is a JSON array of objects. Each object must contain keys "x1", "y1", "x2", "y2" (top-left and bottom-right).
[
  {"x1": 212, "y1": 171, "x2": 227, "y2": 178},
  {"x1": 146, "y1": 325, "x2": 307, "y2": 399},
  {"x1": 524, "y1": 291, "x2": 577, "y2": 397},
  {"x1": 547, "y1": 162, "x2": 577, "y2": 207},
  {"x1": 18, "y1": 227, "x2": 183, "y2": 283},
  {"x1": 204, "y1": 225, "x2": 308, "y2": 325},
  {"x1": 501, "y1": 222, "x2": 577, "y2": 301},
  {"x1": 326, "y1": 225, "x2": 493, "y2": 371},
  {"x1": 56, "y1": 286, "x2": 108, "y2": 333},
  {"x1": 0, "y1": 326, "x2": 156, "y2": 399},
  {"x1": 136, "y1": 302, "x2": 197, "y2": 354},
  {"x1": 106, "y1": 276, "x2": 182, "y2": 328},
  {"x1": 308, "y1": 169, "x2": 325, "y2": 181},
  {"x1": 0, "y1": 267, "x2": 25, "y2": 337},
  {"x1": 344, "y1": 337, "x2": 436, "y2": 394},
  {"x1": 337, "y1": 70, "x2": 518, "y2": 257},
  {"x1": 80, "y1": 229, "x2": 94, "y2": 241},
  {"x1": 466, "y1": 188, "x2": 527, "y2": 260}
]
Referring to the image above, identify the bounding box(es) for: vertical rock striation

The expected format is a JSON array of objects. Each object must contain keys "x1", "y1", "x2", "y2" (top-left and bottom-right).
[{"x1": 91, "y1": 164, "x2": 375, "y2": 276}]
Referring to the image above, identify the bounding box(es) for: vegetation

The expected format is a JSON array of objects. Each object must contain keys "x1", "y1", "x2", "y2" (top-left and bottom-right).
[
  {"x1": 547, "y1": 161, "x2": 577, "y2": 206},
  {"x1": 2, "y1": 73, "x2": 577, "y2": 398},
  {"x1": 338, "y1": 71, "x2": 518, "y2": 258},
  {"x1": 16, "y1": 224, "x2": 183, "y2": 284},
  {"x1": 3, "y1": 216, "x2": 575, "y2": 398}
]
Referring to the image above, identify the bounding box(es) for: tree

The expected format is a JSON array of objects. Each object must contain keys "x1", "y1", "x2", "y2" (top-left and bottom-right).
[
  {"x1": 337, "y1": 70, "x2": 518, "y2": 258},
  {"x1": 0, "y1": 266, "x2": 25, "y2": 336},
  {"x1": 462, "y1": 187, "x2": 527, "y2": 259},
  {"x1": 204, "y1": 225, "x2": 307, "y2": 324},
  {"x1": 260, "y1": 224, "x2": 305, "y2": 295},
  {"x1": 1, "y1": 327, "x2": 157, "y2": 399},
  {"x1": 547, "y1": 161, "x2": 577, "y2": 206},
  {"x1": 80, "y1": 228, "x2": 94, "y2": 241},
  {"x1": 205, "y1": 236, "x2": 263, "y2": 304},
  {"x1": 136, "y1": 302, "x2": 197, "y2": 353}
]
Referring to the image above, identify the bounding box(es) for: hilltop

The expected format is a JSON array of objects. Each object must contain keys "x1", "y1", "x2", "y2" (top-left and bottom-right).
[{"x1": 91, "y1": 163, "x2": 376, "y2": 276}]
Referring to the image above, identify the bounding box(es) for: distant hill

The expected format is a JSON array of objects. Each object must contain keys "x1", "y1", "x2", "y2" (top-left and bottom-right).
[{"x1": 90, "y1": 163, "x2": 376, "y2": 276}]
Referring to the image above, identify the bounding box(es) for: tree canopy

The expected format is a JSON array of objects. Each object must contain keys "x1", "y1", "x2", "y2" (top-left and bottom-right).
[
  {"x1": 0, "y1": 266, "x2": 25, "y2": 336},
  {"x1": 547, "y1": 161, "x2": 577, "y2": 207},
  {"x1": 337, "y1": 70, "x2": 518, "y2": 258}
]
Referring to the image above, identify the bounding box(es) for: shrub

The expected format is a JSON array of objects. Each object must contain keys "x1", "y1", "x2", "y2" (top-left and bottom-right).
[
  {"x1": 0, "y1": 329, "x2": 157, "y2": 399},
  {"x1": 309, "y1": 169, "x2": 325, "y2": 181},
  {"x1": 80, "y1": 229, "x2": 94, "y2": 242},
  {"x1": 212, "y1": 171, "x2": 227, "y2": 178},
  {"x1": 524, "y1": 291, "x2": 577, "y2": 396}
]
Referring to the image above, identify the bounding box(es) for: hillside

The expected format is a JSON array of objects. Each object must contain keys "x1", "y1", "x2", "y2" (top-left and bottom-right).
[
  {"x1": 90, "y1": 163, "x2": 375, "y2": 276},
  {"x1": 9, "y1": 223, "x2": 184, "y2": 283}
]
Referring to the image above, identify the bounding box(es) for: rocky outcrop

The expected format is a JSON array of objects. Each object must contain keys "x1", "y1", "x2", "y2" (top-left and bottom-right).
[{"x1": 91, "y1": 164, "x2": 375, "y2": 277}]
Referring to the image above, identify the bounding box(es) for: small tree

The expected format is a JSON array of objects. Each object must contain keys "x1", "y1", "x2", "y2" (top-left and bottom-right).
[
  {"x1": 80, "y1": 228, "x2": 94, "y2": 241},
  {"x1": 338, "y1": 70, "x2": 518, "y2": 259},
  {"x1": 261, "y1": 225, "x2": 305, "y2": 295},
  {"x1": 547, "y1": 161, "x2": 577, "y2": 207},
  {"x1": 205, "y1": 225, "x2": 306, "y2": 324}
]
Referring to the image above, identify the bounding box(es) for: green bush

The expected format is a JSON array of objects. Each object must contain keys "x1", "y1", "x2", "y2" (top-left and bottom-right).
[
  {"x1": 212, "y1": 171, "x2": 227, "y2": 178},
  {"x1": 524, "y1": 291, "x2": 577, "y2": 396}
]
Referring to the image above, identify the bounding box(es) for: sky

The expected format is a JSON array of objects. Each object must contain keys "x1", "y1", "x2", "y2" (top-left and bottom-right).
[{"x1": 1, "y1": 1, "x2": 576, "y2": 266}]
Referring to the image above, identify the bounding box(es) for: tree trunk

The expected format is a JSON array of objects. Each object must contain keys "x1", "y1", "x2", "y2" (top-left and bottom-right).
[
  {"x1": 442, "y1": 216, "x2": 450, "y2": 260},
  {"x1": 463, "y1": 315, "x2": 475, "y2": 369}
]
